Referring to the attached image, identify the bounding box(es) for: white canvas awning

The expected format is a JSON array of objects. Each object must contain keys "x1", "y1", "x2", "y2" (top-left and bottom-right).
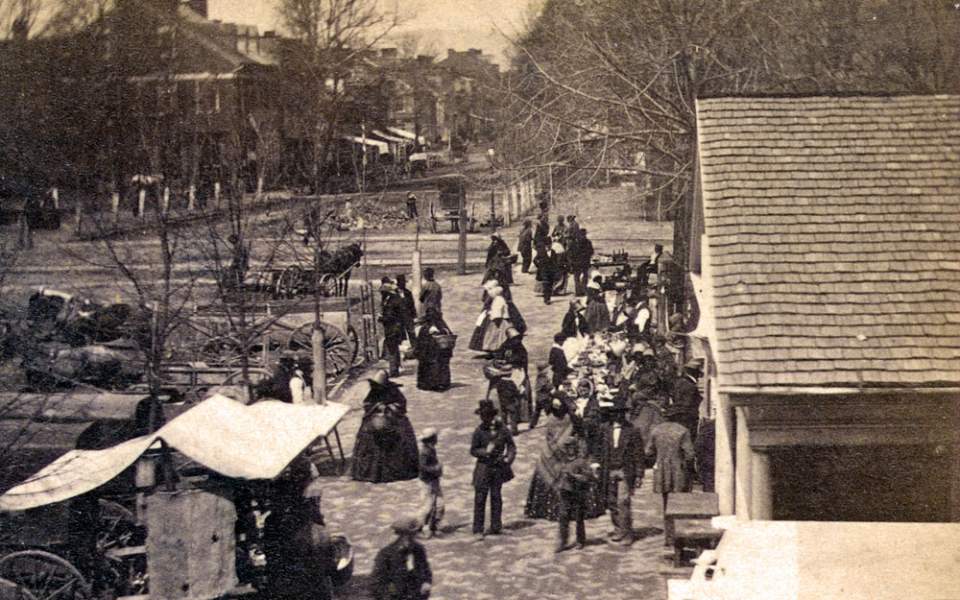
[
  {"x1": 371, "y1": 130, "x2": 407, "y2": 144},
  {"x1": 386, "y1": 126, "x2": 425, "y2": 145},
  {"x1": 0, "y1": 395, "x2": 350, "y2": 511},
  {"x1": 342, "y1": 135, "x2": 390, "y2": 155}
]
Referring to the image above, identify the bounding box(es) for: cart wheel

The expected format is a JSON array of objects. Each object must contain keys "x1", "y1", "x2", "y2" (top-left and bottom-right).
[
  {"x1": 0, "y1": 577, "x2": 39, "y2": 600},
  {"x1": 0, "y1": 551, "x2": 91, "y2": 600},
  {"x1": 96, "y1": 499, "x2": 143, "y2": 554},
  {"x1": 198, "y1": 337, "x2": 247, "y2": 367},
  {"x1": 274, "y1": 266, "x2": 303, "y2": 299},
  {"x1": 223, "y1": 367, "x2": 273, "y2": 386},
  {"x1": 317, "y1": 273, "x2": 337, "y2": 297},
  {"x1": 286, "y1": 321, "x2": 354, "y2": 378}
]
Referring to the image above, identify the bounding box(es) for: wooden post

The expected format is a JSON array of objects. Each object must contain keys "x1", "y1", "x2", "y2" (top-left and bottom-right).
[
  {"x1": 138, "y1": 188, "x2": 146, "y2": 218},
  {"x1": 51, "y1": 187, "x2": 59, "y2": 209},
  {"x1": 548, "y1": 164, "x2": 554, "y2": 206},
  {"x1": 411, "y1": 249, "x2": 422, "y2": 316},
  {"x1": 111, "y1": 191, "x2": 120, "y2": 226},
  {"x1": 501, "y1": 192, "x2": 511, "y2": 227},
  {"x1": 256, "y1": 176, "x2": 264, "y2": 201},
  {"x1": 490, "y1": 189, "x2": 496, "y2": 232},
  {"x1": 74, "y1": 199, "x2": 82, "y2": 235},
  {"x1": 312, "y1": 323, "x2": 327, "y2": 404},
  {"x1": 457, "y1": 190, "x2": 467, "y2": 275},
  {"x1": 162, "y1": 186, "x2": 170, "y2": 215},
  {"x1": 188, "y1": 184, "x2": 196, "y2": 211},
  {"x1": 214, "y1": 181, "x2": 221, "y2": 210}
]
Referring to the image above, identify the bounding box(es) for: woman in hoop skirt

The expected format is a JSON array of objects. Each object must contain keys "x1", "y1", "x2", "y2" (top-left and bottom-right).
[
  {"x1": 414, "y1": 306, "x2": 454, "y2": 391},
  {"x1": 351, "y1": 370, "x2": 419, "y2": 483}
]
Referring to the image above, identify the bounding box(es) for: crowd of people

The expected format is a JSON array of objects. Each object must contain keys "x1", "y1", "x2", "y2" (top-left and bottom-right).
[{"x1": 255, "y1": 203, "x2": 710, "y2": 597}]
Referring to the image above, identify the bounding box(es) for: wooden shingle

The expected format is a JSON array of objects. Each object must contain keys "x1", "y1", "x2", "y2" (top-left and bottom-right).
[{"x1": 697, "y1": 95, "x2": 960, "y2": 390}]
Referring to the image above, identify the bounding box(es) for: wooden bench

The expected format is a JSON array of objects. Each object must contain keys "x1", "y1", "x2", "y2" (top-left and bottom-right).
[
  {"x1": 664, "y1": 492, "x2": 719, "y2": 546},
  {"x1": 672, "y1": 518, "x2": 722, "y2": 567}
]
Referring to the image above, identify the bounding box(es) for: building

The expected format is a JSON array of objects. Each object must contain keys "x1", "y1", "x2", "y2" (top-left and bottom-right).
[
  {"x1": 436, "y1": 48, "x2": 500, "y2": 145},
  {"x1": 687, "y1": 94, "x2": 960, "y2": 522}
]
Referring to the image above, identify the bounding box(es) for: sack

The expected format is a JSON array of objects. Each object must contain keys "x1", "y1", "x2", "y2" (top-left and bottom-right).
[{"x1": 434, "y1": 333, "x2": 457, "y2": 350}]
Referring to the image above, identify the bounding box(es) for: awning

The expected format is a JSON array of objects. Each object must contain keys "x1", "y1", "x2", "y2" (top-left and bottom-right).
[
  {"x1": 0, "y1": 395, "x2": 350, "y2": 511},
  {"x1": 386, "y1": 126, "x2": 425, "y2": 145},
  {"x1": 342, "y1": 135, "x2": 390, "y2": 155},
  {"x1": 370, "y1": 130, "x2": 408, "y2": 144}
]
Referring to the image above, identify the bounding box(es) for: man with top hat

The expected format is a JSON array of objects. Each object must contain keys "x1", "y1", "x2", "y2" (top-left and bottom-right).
[
  {"x1": 396, "y1": 273, "x2": 418, "y2": 345},
  {"x1": 379, "y1": 278, "x2": 406, "y2": 377},
  {"x1": 596, "y1": 397, "x2": 644, "y2": 545},
  {"x1": 417, "y1": 428, "x2": 444, "y2": 538},
  {"x1": 351, "y1": 370, "x2": 419, "y2": 483},
  {"x1": 518, "y1": 219, "x2": 534, "y2": 274},
  {"x1": 560, "y1": 298, "x2": 589, "y2": 340},
  {"x1": 470, "y1": 400, "x2": 516, "y2": 538},
  {"x1": 371, "y1": 516, "x2": 433, "y2": 600}
]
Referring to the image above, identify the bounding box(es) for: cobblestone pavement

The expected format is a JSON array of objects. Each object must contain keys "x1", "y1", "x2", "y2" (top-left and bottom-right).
[{"x1": 320, "y1": 191, "x2": 682, "y2": 599}]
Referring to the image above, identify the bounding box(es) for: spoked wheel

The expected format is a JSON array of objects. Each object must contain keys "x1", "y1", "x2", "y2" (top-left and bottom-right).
[
  {"x1": 317, "y1": 273, "x2": 338, "y2": 298},
  {"x1": 96, "y1": 499, "x2": 147, "y2": 598},
  {"x1": 273, "y1": 266, "x2": 303, "y2": 299},
  {"x1": 286, "y1": 321, "x2": 355, "y2": 379},
  {"x1": 0, "y1": 551, "x2": 91, "y2": 600},
  {"x1": 198, "y1": 337, "x2": 248, "y2": 367},
  {"x1": 0, "y1": 577, "x2": 39, "y2": 600}
]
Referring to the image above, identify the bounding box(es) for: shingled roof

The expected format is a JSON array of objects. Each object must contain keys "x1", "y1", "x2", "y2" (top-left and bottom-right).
[{"x1": 696, "y1": 95, "x2": 960, "y2": 389}]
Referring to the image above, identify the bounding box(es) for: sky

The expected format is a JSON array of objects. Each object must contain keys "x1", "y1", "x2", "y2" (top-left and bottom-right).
[{"x1": 207, "y1": 0, "x2": 540, "y2": 67}]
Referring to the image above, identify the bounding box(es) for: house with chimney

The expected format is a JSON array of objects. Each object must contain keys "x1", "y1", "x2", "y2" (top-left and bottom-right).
[{"x1": 685, "y1": 94, "x2": 960, "y2": 523}]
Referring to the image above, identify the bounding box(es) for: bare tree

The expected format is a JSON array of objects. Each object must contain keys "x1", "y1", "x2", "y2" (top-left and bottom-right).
[{"x1": 275, "y1": 0, "x2": 402, "y2": 193}]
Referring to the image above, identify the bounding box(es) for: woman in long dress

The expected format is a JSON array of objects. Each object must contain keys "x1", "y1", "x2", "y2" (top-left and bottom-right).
[
  {"x1": 351, "y1": 370, "x2": 420, "y2": 483},
  {"x1": 583, "y1": 276, "x2": 611, "y2": 333},
  {"x1": 468, "y1": 280, "x2": 512, "y2": 353},
  {"x1": 414, "y1": 307, "x2": 453, "y2": 392}
]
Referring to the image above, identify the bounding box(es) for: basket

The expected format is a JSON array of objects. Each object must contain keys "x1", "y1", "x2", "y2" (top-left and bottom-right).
[{"x1": 434, "y1": 333, "x2": 458, "y2": 350}]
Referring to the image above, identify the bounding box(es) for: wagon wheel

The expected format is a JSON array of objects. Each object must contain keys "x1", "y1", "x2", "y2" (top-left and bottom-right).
[
  {"x1": 317, "y1": 273, "x2": 337, "y2": 298},
  {"x1": 198, "y1": 337, "x2": 247, "y2": 367},
  {"x1": 274, "y1": 266, "x2": 303, "y2": 299},
  {"x1": 95, "y1": 499, "x2": 147, "y2": 597},
  {"x1": 286, "y1": 321, "x2": 354, "y2": 378},
  {"x1": 223, "y1": 367, "x2": 273, "y2": 386},
  {"x1": 0, "y1": 577, "x2": 39, "y2": 600},
  {"x1": 0, "y1": 551, "x2": 91, "y2": 600}
]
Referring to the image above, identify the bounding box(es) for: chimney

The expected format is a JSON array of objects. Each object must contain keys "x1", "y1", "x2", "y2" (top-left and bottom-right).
[{"x1": 186, "y1": 0, "x2": 208, "y2": 18}]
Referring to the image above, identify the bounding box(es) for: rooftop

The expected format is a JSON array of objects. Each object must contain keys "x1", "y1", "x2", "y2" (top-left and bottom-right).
[{"x1": 696, "y1": 94, "x2": 960, "y2": 389}]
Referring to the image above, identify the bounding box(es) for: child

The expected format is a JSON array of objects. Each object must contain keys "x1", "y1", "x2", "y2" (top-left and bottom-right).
[{"x1": 418, "y1": 428, "x2": 444, "y2": 538}]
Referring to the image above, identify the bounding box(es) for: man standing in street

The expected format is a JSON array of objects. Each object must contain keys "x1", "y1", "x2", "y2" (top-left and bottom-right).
[
  {"x1": 371, "y1": 516, "x2": 433, "y2": 600},
  {"x1": 555, "y1": 436, "x2": 595, "y2": 553},
  {"x1": 470, "y1": 400, "x2": 516, "y2": 539},
  {"x1": 572, "y1": 228, "x2": 594, "y2": 297},
  {"x1": 673, "y1": 360, "x2": 703, "y2": 445},
  {"x1": 406, "y1": 192, "x2": 419, "y2": 221},
  {"x1": 419, "y1": 267, "x2": 442, "y2": 318},
  {"x1": 535, "y1": 247, "x2": 559, "y2": 305},
  {"x1": 396, "y1": 274, "x2": 418, "y2": 345},
  {"x1": 518, "y1": 219, "x2": 534, "y2": 274},
  {"x1": 597, "y1": 399, "x2": 644, "y2": 546},
  {"x1": 380, "y1": 279, "x2": 405, "y2": 377},
  {"x1": 418, "y1": 428, "x2": 444, "y2": 538},
  {"x1": 533, "y1": 214, "x2": 551, "y2": 263}
]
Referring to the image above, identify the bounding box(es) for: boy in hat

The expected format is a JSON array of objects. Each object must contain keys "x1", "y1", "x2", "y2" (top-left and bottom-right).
[
  {"x1": 469, "y1": 400, "x2": 516, "y2": 538},
  {"x1": 555, "y1": 436, "x2": 595, "y2": 553},
  {"x1": 418, "y1": 428, "x2": 444, "y2": 538},
  {"x1": 371, "y1": 516, "x2": 432, "y2": 600}
]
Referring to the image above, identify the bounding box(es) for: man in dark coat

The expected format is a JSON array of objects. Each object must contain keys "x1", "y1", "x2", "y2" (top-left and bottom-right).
[
  {"x1": 470, "y1": 400, "x2": 517, "y2": 538},
  {"x1": 572, "y1": 229, "x2": 594, "y2": 297},
  {"x1": 535, "y1": 248, "x2": 559, "y2": 305},
  {"x1": 396, "y1": 274, "x2": 417, "y2": 345},
  {"x1": 263, "y1": 485, "x2": 337, "y2": 600},
  {"x1": 533, "y1": 215, "x2": 551, "y2": 259},
  {"x1": 597, "y1": 399, "x2": 644, "y2": 545},
  {"x1": 517, "y1": 220, "x2": 534, "y2": 274},
  {"x1": 371, "y1": 516, "x2": 432, "y2": 600},
  {"x1": 549, "y1": 332, "x2": 572, "y2": 388},
  {"x1": 672, "y1": 360, "x2": 703, "y2": 445},
  {"x1": 380, "y1": 280, "x2": 406, "y2": 377},
  {"x1": 491, "y1": 327, "x2": 528, "y2": 434},
  {"x1": 560, "y1": 300, "x2": 590, "y2": 339},
  {"x1": 419, "y1": 267, "x2": 442, "y2": 318}
]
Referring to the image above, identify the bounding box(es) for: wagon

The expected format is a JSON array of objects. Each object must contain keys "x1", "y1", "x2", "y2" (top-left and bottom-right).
[
  {"x1": 163, "y1": 296, "x2": 364, "y2": 394},
  {"x1": 0, "y1": 395, "x2": 355, "y2": 600},
  {"x1": 428, "y1": 175, "x2": 479, "y2": 233}
]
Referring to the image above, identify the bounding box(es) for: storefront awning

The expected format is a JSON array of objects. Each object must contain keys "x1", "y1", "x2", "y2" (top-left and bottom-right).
[
  {"x1": 371, "y1": 130, "x2": 408, "y2": 144},
  {"x1": 0, "y1": 395, "x2": 350, "y2": 511},
  {"x1": 386, "y1": 126, "x2": 425, "y2": 145},
  {"x1": 342, "y1": 136, "x2": 390, "y2": 155}
]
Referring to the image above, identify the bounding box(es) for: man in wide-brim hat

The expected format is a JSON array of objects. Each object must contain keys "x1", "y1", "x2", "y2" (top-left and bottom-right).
[
  {"x1": 371, "y1": 516, "x2": 433, "y2": 599},
  {"x1": 469, "y1": 400, "x2": 516, "y2": 538},
  {"x1": 597, "y1": 397, "x2": 643, "y2": 545}
]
